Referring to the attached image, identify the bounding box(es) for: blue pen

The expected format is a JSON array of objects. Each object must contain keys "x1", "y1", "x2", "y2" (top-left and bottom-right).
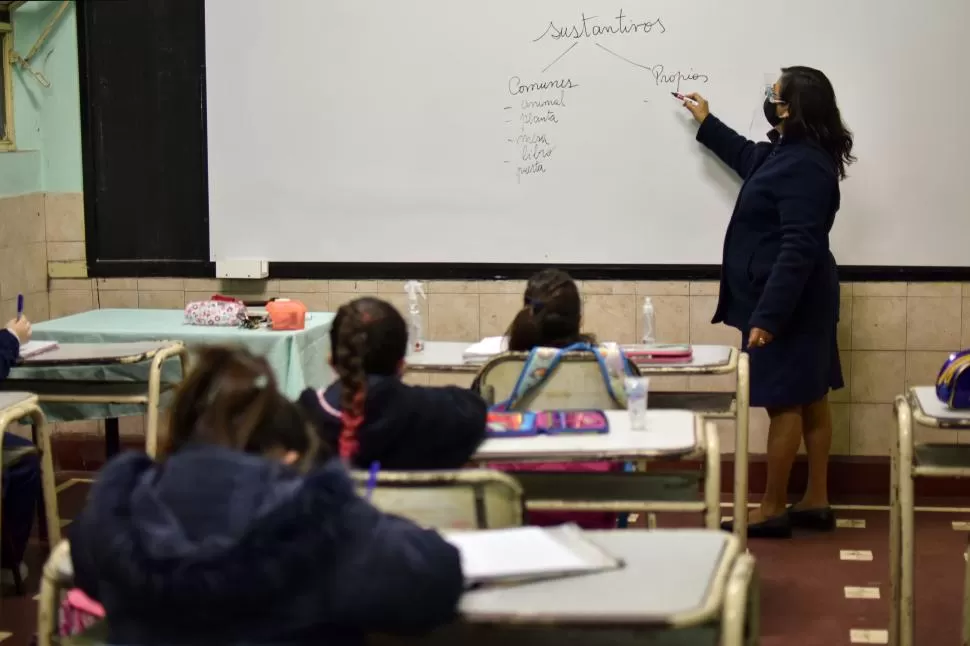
[
  {"x1": 365, "y1": 461, "x2": 380, "y2": 500},
  {"x1": 16, "y1": 294, "x2": 23, "y2": 319}
]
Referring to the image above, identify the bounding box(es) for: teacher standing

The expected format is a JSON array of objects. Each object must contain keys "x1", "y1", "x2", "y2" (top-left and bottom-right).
[{"x1": 682, "y1": 67, "x2": 855, "y2": 539}]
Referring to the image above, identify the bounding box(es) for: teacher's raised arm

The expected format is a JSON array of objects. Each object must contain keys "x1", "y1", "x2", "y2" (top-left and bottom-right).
[{"x1": 685, "y1": 68, "x2": 855, "y2": 541}]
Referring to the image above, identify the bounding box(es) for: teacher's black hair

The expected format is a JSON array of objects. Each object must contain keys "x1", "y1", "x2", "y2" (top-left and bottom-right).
[{"x1": 778, "y1": 66, "x2": 856, "y2": 180}]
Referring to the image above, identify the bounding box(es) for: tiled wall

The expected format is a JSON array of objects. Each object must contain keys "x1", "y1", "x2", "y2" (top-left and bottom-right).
[{"x1": 7, "y1": 190, "x2": 970, "y2": 457}]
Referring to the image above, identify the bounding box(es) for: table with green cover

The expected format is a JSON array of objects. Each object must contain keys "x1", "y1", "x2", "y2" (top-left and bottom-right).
[{"x1": 10, "y1": 309, "x2": 335, "y2": 423}]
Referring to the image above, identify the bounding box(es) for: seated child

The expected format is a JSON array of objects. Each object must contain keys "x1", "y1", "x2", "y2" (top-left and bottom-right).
[
  {"x1": 299, "y1": 297, "x2": 487, "y2": 469},
  {"x1": 478, "y1": 269, "x2": 625, "y2": 529},
  {"x1": 0, "y1": 316, "x2": 40, "y2": 591},
  {"x1": 70, "y1": 346, "x2": 464, "y2": 645}
]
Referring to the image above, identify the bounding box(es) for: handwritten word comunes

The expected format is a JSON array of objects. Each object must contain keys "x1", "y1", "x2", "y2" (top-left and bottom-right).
[
  {"x1": 534, "y1": 10, "x2": 665, "y2": 42},
  {"x1": 508, "y1": 76, "x2": 578, "y2": 96}
]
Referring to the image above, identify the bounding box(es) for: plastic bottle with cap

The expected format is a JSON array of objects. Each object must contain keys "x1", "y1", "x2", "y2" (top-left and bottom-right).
[
  {"x1": 641, "y1": 297, "x2": 656, "y2": 345},
  {"x1": 404, "y1": 280, "x2": 427, "y2": 353}
]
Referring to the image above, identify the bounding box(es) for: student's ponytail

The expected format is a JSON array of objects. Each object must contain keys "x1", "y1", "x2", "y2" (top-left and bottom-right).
[
  {"x1": 333, "y1": 305, "x2": 369, "y2": 460},
  {"x1": 506, "y1": 299, "x2": 544, "y2": 352}
]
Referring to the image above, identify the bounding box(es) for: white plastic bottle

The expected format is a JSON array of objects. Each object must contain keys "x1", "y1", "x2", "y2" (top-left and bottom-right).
[
  {"x1": 641, "y1": 297, "x2": 656, "y2": 345},
  {"x1": 403, "y1": 280, "x2": 427, "y2": 353}
]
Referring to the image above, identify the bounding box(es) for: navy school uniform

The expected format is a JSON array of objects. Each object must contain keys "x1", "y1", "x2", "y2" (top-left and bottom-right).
[
  {"x1": 0, "y1": 328, "x2": 41, "y2": 583},
  {"x1": 70, "y1": 448, "x2": 464, "y2": 646},
  {"x1": 299, "y1": 376, "x2": 487, "y2": 469},
  {"x1": 696, "y1": 115, "x2": 844, "y2": 408}
]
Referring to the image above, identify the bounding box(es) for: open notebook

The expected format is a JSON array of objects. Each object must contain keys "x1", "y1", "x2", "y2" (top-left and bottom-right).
[
  {"x1": 462, "y1": 336, "x2": 507, "y2": 364},
  {"x1": 19, "y1": 340, "x2": 59, "y2": 359},
  {"x1": 443, "y1": 524, "x2": 623, "y2": 585}
]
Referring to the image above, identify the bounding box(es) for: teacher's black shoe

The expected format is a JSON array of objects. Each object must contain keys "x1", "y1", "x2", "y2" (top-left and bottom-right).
[
  {"x1": 787, "y1": 506, "x2": 836, "y2": 532},
  {"x1": 721, "y1": 514, "x2": 792, "y2": 539}
]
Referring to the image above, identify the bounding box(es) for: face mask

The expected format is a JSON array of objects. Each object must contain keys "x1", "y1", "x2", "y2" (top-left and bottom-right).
[{"x1": 763, "y1": 97, "x2": 784, "y2": 127}]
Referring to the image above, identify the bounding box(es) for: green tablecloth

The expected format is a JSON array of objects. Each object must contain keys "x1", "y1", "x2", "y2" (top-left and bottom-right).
[{"x1": 8, "y1": 309, "x2": 335, "y2": 421}]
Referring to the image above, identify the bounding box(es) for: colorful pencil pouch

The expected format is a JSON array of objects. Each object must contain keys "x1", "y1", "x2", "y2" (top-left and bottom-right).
[{"x1": 486, "y1": 410, "x2": 609, "y2": 437}]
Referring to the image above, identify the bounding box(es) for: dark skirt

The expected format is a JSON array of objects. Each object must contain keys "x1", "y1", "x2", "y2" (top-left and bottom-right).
[{"x1": 742, "y1": 326, "x2": 844, "y2": 409}]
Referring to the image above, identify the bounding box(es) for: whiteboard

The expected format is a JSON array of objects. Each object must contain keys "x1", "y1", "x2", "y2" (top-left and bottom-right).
[{"x1": 205, "y1": 0, "x2": 970, "y2": 266}]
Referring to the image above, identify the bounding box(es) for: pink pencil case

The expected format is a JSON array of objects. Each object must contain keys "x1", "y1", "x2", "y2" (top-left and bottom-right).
[{"x1": 60, "y1": 588, "x2": 105, "y2": 636}]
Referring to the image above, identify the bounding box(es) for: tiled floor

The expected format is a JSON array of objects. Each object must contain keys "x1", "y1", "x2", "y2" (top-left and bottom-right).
[{"x1": 2, "y1": 480, "x2": 969, "y2": 646}]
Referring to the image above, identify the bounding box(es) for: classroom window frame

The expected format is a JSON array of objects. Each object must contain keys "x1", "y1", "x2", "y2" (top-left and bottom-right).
[{"x1": 0, "y1": 18, "x2": 15, "y2": 152}]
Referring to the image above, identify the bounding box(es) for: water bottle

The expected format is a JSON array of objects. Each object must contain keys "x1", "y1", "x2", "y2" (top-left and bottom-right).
[
  {"x1": 641, "y1": 297, "x2": 656, "y2": 344},
  {"x1": 624, "y1": 376, "x2": 650, "y2": 431}
]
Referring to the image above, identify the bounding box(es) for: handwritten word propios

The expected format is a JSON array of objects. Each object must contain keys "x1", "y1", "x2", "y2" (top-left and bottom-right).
[
  {"x1": 534, "y1": 10, "x2": 665, "y2": 43},
  {"x1": 650, "y1": 66, "x2": 709, "y2": 90}
]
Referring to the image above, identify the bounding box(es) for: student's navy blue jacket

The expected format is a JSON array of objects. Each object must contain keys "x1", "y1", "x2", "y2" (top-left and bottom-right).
[
  {"x1": 696, "y1": 115, "x2": 841, "y2": 335},
  {"x1": 70, "y1": 447, "x2": 464, "y2": 646},
  {"x1": 0, "y1": 328, "x2": 20, "y2": 380},
  {"x1": 299, "y1": 377, "x2": 487, "y2": 469}
]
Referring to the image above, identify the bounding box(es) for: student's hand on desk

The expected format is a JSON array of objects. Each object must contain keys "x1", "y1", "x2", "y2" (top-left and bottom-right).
[
  {"x1": 748, "y1": 327, "x2": 773, "y2": 349},
  {"x1": 6, "y1": 317, "x2": 32, "y2": 344},
  {"x1": 682, "y1": 93, "x2": 710, "y2": 124}
]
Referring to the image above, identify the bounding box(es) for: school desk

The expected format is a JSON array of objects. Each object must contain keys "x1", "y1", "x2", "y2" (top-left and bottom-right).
[
  {"x1": 3, "y1": 342, "x2": 189, "y2": 458},
  {"x1": 414, "y1": 342, "x2": 752, "y2": 548},
  {"x1": 28, "y1": 309, "x2": 335, "y2": 398},
  {"x1": 475, "y1": 410, "x2": 721, "y2": 530},
  {"x1": 40, "y1": 529, "x2": 759, "y2": 646},
  {"x1": 890, "y1": 387, "x2": 970, "y2": 646},
  {"x1": 0, "y1": 393, "x2": 62, "y2": 577}
]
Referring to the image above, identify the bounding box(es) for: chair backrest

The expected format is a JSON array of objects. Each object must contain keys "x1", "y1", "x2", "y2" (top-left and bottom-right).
[
  {"x1": 350, "y1": 469, "x2": 524, "y2": 530},
  {"x1": 477, "y1": 350, "x2": 637, "y2": 411}
]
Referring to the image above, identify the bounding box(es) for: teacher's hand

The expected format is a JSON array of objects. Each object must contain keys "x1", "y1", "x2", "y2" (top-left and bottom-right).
[
  {"x1": 682, "y1": 93, "x2": 710, "y2": 124},
  {"x1": 748, "y1": 327, "x2": 773, "y2": 349},
  {"x1": 5, "y1": 316, "x2": 31, "y2": 344}
]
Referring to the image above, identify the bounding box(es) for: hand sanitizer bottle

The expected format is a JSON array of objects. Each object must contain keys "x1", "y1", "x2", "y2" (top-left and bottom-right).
[{"x1": 641, "y1": 297, "x2": 656, "y2": 345}]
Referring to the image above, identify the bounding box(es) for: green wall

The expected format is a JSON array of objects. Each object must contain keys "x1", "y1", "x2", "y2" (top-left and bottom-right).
[{"x1": 0, "y1": 1, "x2": 81, "y2": 197}]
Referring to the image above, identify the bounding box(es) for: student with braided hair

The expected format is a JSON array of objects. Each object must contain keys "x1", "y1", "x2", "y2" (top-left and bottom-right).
[{"x1": 299, "y1": 297, "x2": 487, "y2": 469}]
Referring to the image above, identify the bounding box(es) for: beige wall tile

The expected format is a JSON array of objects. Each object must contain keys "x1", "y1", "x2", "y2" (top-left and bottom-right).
[
  {"x1": 849, "y1": 351, "x2": 904, "y2": 403},
  {"x1": 852, "y1": 282, "x2": 906, "y2": 297},
  {"x1": 20, "y1": 290, "x2": 49, "y2": 322},
  {"x1": 839, "y1": 283, "x2": 853, "y2": 298},
  {"x1": 905, "y1": 351, "x2": 951, "y2": 390},
  {"x1": 831, "y1": 403, "x2": 851, "y2": 455},
  {"x1": 427, "y1": 373, "x2": 476, "y2": 388},
  {"x1": 689, "y1": 296, "x2": 739, "y2": 346},
  {"x1": 0, "y1": 193, "x2": 45, "y2": 245},
  {"x1": 137, "y1": 278, "x2": 183, "y2": 291},
  {"x1": 47, "y1": 242, "x2": 85, "y2": 262},
  {"x1": 0, "y1": 242, "x2": 47, "y2": 300},
  {"x1": 964, "y1": 284, "x2": 970, "y2": 298},
  {"x1": 95, "y1": 278, "x2": 138, "y2": 291},
  {"x1": 402, "y1": 372, "x2": 431, "y2": 386},
  {"x1": 583, "y1": 294, "x2": 636, "y2": 344},
  {"x1": 429, "y1": 281, "x2": 478, "y2": 294},
  {"x1": 478, "y1": 280, "x2": 526, "y2": 295},
  {"x1": 830, "y1": 351, "x2": 852, "y2": 403},
  {"x1": 139, "y1": 290, "x2": 186, "y2": 309},
  {"x1": 330, "y1": 280, "x2": 379, "y2": 294},
  {"x1": 908, "y1": 283, "x2": 962, "y2": 298},
  {"x1": 44, "y1": 193, "x2": 84, "y2": 242},
  {"x1": 381, "y1": 293, "x2": 429, "y2": 333},
  {"x1": 49, "y1": 278, "x2": 91, "y2": 292},
  {"x1": 184, "y1": 290, "x2": 214, "y2": 306},
  {"x1": 479, "y1": 293, "x2": 521, "y2": 337},
  {"x1": 851, "y1": 297, "x2": 906, "y2": 350},
  {"x1": 119, "y1": 416, "x2": 145, "y2": 437},
  {"x1": 906, "y1": 297, "x2": 962, "y2": 350},
  {"x1": 376, "y1": 280, "x2": 407, "y2": 294},
  {"x1": 689, "y1": 281, "x2": 719, "y2": 296},
  {"x1": 964, "y1": 299, "x2": 970, "y2": 347},
  {"x1": 837, "y1": 296, "x2": 852, "y2": 350},
  {"x1": 428, "y1": 294, "x2": 479, "y2": 341},
  {"x1": 49, "y1": 289, "x2": 93, "y2": 319},
  {"x1": 636, "y1": 281, "x2": 690, "y2": 296},
  {"x1": 289, "y1": 292, "x2": 329, "y2": 312},
  {"x1": 182, "y1": 278, "x2": 222, "y2": 291},
  {"x1": 848, "y1": 403, "x2": 894, "y2": 456},
  {"x1": 48, "y1": 260, "x2": 88, "y2": 279},
  {"x1": 642, "y1": 295, "x2": 689, "y2": 344},
  {"x1": 279, "y1": 280, "x2": 328, "y2": 295},
  {"x1": 581, "y1": 281, "x2": 636, "y2": 295},
  {"x1": 329, "y1": 290, "x2": 379, "y2": 311},
  {"x1": 98, "y1": 290, "x2": 139, "y2": 309},
  {"x1": 54, "y1": 420, "x2": 102, "y2": 435}
]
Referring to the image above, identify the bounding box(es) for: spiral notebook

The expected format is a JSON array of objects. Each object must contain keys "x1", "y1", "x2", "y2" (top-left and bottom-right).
[
  {"x1": 443, "y1": 523, "x2": 623, "y2": 585},
  {"x1": 19, "y1": 341, "x2": 59, "y2": 359}
]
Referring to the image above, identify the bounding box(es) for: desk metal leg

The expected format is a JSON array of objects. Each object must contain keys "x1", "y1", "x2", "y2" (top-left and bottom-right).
[
  {"x1": 733, "y1": 352, "x2": 751, "y2": 551},
  {"x1": 722, "y1": 551, "x2": 759, "y2": 646},
  {"x1": 889, "y1": 396, "x2": 906, "y2": 646},
  {"x1": 104, "y1": 418, "x2": 120, "y2": 458},
  {"x1": 705, "y1": 421, "x2": 722, "y2": 530},
  {"x1": 30, "y1": 410, "x2": 62, "y2": 547},
  {"x1": 963, "y1": 540, "x2": 970, "y2": 646},
  {"x1": 898, "y1": 397, "x2": 916, "y2": 646}
]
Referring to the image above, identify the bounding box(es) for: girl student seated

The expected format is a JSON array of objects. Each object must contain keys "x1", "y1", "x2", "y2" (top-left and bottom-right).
[
  {"x1": 480, "y1": 268, "x2": 627, "y2": 529},
  {"x1": 299, "y1": 297, "x2": 487, "y2": 469},
  {"x1": 70, "y1": 346, "x2": 463, "y2": 646}
]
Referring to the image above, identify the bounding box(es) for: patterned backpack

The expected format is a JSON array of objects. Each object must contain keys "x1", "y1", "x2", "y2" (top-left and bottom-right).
[{"x1": 937, "y1": 349, "x2": 970, "y2": 409}]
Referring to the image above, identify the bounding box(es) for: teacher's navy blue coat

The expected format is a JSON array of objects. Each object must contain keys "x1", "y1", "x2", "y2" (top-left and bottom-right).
[{"x1": 697, "y1": 115, "x2": 844, "y2": 408}]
